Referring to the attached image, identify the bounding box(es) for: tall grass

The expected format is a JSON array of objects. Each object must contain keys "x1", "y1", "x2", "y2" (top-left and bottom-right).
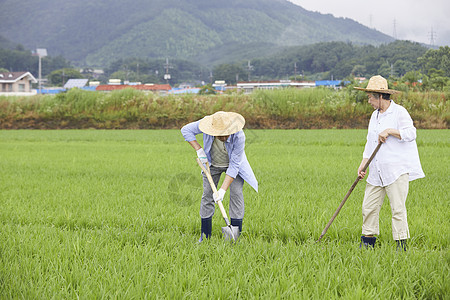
[{"x1": 0, "y1": 87, "x2": 448, "y2": 129}]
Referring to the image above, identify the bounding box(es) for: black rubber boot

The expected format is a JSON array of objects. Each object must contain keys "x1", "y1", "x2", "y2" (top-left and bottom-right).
[
  {"x1": 199, "y1": 217, "x2": 212, "y2": 243},
  {"x1": 396, "y1": 240, "x2": 407, "y2": 251},
  {"x1": 360, "y1": 235, "x2": 376, "y2": 249},
  {"x1": 231, "y1": 218, "x2": 243, "y2": 234}
]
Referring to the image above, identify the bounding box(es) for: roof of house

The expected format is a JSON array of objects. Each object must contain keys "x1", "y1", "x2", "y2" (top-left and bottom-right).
[
  {"x1": 95, "y1": 84, "x2": 171, "y2": 91},
  {"x1": 0, "y1": 71, "x2": 37, "y2": 83},
  {"x1": 64, "y1": 79, "x2": 89, "y2": 89}
]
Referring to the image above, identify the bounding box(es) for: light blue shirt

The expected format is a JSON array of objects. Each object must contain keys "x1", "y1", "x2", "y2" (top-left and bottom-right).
[{"x1": 181, "y1": 120, "x2": 258, "y2": 192}]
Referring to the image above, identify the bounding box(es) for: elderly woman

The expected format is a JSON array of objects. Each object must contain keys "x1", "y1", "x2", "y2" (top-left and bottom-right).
[
  {"x1": 355, "y1": 75, "x2": 425, "y2": 250},
  {"x1": 181, "y1": 111, "x2": 258, "y2": 242}
]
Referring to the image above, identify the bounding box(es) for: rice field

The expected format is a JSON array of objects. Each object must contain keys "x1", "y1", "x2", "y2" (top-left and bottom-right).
[{"x1": 0, "y1": 129, "x2": 448, "y2": 299}]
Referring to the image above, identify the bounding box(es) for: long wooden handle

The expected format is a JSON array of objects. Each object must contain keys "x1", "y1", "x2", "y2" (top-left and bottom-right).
[
  {"x1": 196, "y1": 159, "x2": 217, "y2": 193},
  {"x1": 195, "y1": 158, "x2": 231, "y2": 226},
  {"x1": 317, "y1": 142, "x2": 382, "y2": 243}
]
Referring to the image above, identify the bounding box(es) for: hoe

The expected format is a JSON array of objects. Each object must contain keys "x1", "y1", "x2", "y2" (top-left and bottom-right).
[
  {"x1": 317, "y1": 142, "x2": 382, "y2": 243},
  {"x1": 196, "y1": 158, "x2": 240, "y2": 242}
]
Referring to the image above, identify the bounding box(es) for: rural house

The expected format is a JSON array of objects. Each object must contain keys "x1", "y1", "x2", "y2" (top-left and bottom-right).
[{"x1": 0, "y1": 71, "x2": 37, "y2": 95}]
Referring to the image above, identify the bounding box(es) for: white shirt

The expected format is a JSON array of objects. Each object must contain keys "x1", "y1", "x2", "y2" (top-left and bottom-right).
[{"x1": 363, "y1": 101, "x2": 425, "y2": 187}]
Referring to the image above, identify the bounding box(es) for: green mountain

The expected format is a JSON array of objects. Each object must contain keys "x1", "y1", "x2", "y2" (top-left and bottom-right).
[{"x1": 0, "y1": 0, "x2": 394, "y2": 67}]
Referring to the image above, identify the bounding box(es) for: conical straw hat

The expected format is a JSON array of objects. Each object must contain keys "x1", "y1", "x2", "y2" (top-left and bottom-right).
[
  {"x1": 199, "y1": 111, "x2": 245, "y2": 136},
  {"x1": 354, "y1": 75, "x2": 398, "y2": 94}
]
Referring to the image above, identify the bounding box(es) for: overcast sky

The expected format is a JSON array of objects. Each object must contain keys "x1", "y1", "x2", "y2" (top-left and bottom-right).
[{"x1": 288, "y1": 0, "x2": 450, "y2": 46}]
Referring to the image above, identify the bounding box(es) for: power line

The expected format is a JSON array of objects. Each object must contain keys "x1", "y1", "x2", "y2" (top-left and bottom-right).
[{"x1": 428, "y1": 27, "x2": 437, "y2": 46}]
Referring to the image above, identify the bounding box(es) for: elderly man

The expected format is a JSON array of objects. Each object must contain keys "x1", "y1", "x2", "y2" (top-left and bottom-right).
[
  {"x1": 181, "y1": 111, "x2": 258, "y2": 242},
  {"x1": 355, "y1": 75, "x2": 425, "y2": 250}
]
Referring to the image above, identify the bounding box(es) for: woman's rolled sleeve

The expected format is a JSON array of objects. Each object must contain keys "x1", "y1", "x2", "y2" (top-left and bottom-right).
[
  {"x1": 399, "y1": 127, "x2": 416, "y2": 142},
  {"x1": 397, "y1": 108, "x2": 416, "y2": 142}
]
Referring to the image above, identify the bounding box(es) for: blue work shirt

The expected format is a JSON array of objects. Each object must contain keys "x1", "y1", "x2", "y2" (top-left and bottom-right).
[{"x1": 181, "y1": 120, "x2": 258, "y2": 192}]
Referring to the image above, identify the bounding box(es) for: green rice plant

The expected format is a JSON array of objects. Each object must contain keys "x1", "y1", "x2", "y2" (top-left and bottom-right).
[{"x1": 0, "y1": 129, "x2": 448, "y2": 299}]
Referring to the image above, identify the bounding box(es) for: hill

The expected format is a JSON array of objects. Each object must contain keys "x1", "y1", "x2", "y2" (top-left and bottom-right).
[{"x1": 0, "y1": 0, "x2": 394, "y2": 67}]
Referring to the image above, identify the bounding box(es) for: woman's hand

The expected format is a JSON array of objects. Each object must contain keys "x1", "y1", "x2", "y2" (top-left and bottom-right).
[
  {"x1": 379, "y1": 128, "x2": 401, "y2": 143},
  {"x1": 378, "y1": 129, "x2": 390, "y2": 143},
  {"x1": 357, "y1": 158, "x2": 369, "y2": 180},
  {"x1": 358, "y1": 167, "x2": 366, "y2": 180}
]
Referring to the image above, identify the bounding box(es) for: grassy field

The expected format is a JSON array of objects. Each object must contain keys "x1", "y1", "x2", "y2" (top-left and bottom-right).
[{"x1": 0, "y1": 129, "x2": 448, "y2": 299}]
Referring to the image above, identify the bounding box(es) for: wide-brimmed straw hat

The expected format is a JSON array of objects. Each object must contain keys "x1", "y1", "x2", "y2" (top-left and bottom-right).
[
  {"x1": 354, "y1": 75, "x2": 398, "y2": 94},
  {"x1": 199, "y1": 111, "x2": 245, "y2": 136}
]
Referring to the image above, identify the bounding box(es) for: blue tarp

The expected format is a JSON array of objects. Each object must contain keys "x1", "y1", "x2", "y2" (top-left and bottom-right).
[
  {"x1": 214, "y1": 86, "x2": 226, "y2": 91},
  {"x1": 168, "y1": 88, "x2": 200, "y2": 94},
  {"x1": 81, "y1": 86, "x2": 97, "y2": 91},
  {"x1": 315, "y1": 80, "x2": 342, "y2": 86},
  {"x1": 37, "y1": 88, "x2": 65, "y2": 94},
  {"x1": 37, "y1": 86, "x2": 97, "y2": 94}
]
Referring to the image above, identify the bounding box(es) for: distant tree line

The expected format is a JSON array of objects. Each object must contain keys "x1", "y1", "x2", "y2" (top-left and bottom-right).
[
  {"x1": 214, "y1": 41, "x2": 449, "y2": 83},
  {"x1": 0, "y1": 40, "x2": 448, "y2": 90}
]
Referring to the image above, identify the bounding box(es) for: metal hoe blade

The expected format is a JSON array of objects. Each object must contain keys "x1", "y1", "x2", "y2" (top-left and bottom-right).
[{"x1": 222, "y1": 225, "x2": 240, "y2": 242}]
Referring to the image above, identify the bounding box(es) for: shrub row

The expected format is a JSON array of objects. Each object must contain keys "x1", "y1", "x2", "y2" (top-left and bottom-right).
[{"x1": 0, "y1": 88, "x2": 448, "y2": 129}]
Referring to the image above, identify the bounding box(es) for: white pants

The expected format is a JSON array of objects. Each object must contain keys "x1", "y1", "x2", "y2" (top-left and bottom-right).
[{"x1": 362, "y1": 173, "x2": 410, "y2": 240}]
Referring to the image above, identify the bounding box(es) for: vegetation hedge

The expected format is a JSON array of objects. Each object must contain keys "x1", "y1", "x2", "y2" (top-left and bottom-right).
[{"x1": 0, "y1": 87, "x2": 448, "y2": 129}]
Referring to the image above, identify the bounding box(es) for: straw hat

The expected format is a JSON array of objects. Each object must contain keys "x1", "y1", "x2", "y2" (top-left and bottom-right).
[
  {"x1": 199, "y1": 111, "x2": 245, "y2": 136},
  {"x1": 354, "y1": 75, "x2": 398, "y2": 94}
]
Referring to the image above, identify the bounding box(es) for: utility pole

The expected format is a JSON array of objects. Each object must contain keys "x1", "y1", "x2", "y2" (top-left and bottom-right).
[
  {"x1": 164, "y1": 58, "x2": 172, "y2": 84},
  {"x1": 36, "y1": 48, "x2": 47, "y2": 93},
  {"x1": 39, "y1": 56, "x2": 42, "y2": 90},
  {"x1": 137, "y1": 63, "x2": 140, "y2": 82},
  {"x1": 247, "y1": 60, "x2": 253, "y2": 82},
  {"x1": 125, "y1": 65, "x2": 129, "y2": 83},
  {"x1": 294, "y1": 62, "x2": 297, "y2": 81}
]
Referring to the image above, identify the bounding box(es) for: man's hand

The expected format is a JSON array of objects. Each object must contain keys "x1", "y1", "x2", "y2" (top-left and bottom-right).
[
  {"x1": 213, "y1": 188, "x2": 226, "y2": 203},
  {"x1": 196, "y1": 148, "x2": 208, "y2": 164}
]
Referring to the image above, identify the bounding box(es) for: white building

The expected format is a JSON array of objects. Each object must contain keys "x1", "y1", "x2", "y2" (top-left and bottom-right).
[
  {"x1": 0, "y1": 71, "x2": 37, "y2": 96},
  {"x1": 237, "y1": 80, "x2": 315, "y2": 94}
]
